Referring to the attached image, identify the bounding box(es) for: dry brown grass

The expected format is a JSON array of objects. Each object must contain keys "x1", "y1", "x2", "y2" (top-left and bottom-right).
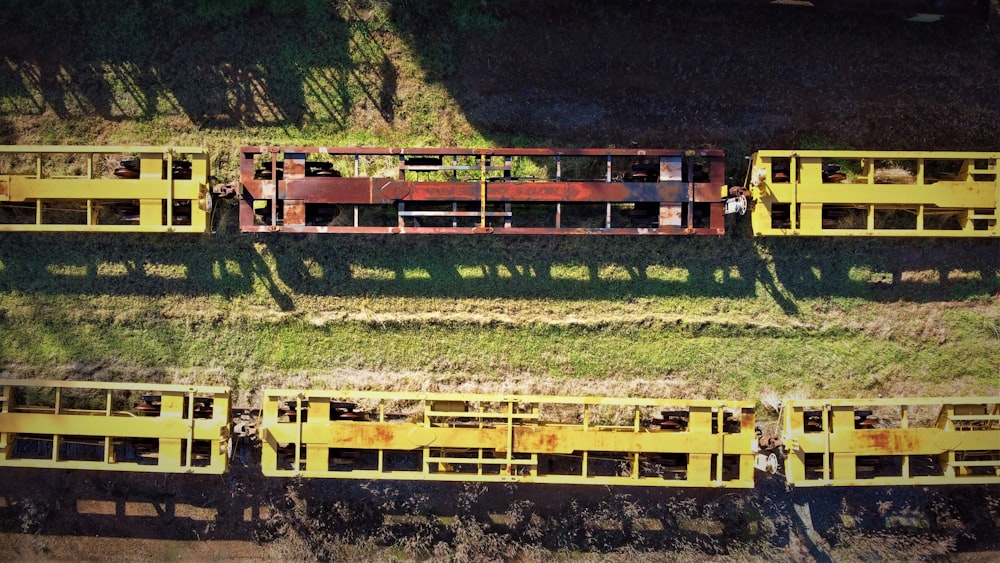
[{"x1": 873, "y1": 167, "x2": 916, "y2": 184}]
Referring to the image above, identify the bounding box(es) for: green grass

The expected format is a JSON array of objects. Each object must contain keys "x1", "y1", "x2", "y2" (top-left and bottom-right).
[
  {"x1": 0, "y1": 226, "x2": 996, "y2": 400},
  {"x1": 0, "y1": 0, "x2": 500, "y2": 169},
  {"x1": 0, "y1": 1, "x2": 998, "y2": 403},
  {"x1": 0, "y1": 312, "x2": 993, "y2": 398}
]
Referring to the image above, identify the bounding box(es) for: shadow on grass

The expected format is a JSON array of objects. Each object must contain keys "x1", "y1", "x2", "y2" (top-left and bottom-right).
[
  {"x1": 0, "y1": 466, "x2": 995, "y2": 558},
  {"x1": 2, "y1": 1, "x2": 997, "y2": 156},
  {"x1": 0, "y1": 215, "x2": 996, "y2": 309},
  {"x1": 0, "y1": 1, "x2": 396, "y2": 132},
  {"x1": 386, "y1": 0, "x2": 1000, "y2": 155}
]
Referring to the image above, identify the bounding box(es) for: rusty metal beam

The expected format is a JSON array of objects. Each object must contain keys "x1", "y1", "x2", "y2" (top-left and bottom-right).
[
  {"x1": 236, "y1": 147, "x2": 728, "y2": 235},
  {"x1": 259, "y1": 389, "x2": 757, "y2": 487}
]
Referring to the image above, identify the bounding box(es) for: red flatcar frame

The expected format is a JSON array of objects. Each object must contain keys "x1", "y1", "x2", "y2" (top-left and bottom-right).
[{"x1": 236, "y1": 147, "x2": 728, "y2": 235}]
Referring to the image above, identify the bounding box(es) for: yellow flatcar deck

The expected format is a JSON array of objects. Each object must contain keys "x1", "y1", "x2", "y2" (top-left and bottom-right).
[
  {"x1": 0, "y1": 379, "x2": 231, "y2": 473},
  {"x1": 747, "y1": 150, "x2": 998, "y2": 237},
  {"x1": 781, "y1": 397, "x2": 1000, "y2": 486},
  {"x1": 259, "y1": 389, "x2": 757, "y2": 488},
  {"x1": 0, "y1": 145, "x2": 212, "y2": 232}
]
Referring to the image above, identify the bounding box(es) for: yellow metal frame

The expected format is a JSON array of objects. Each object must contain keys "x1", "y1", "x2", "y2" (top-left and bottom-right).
[
  {"x1": 0, "y1": 379, "x2": 230, "y2": 474},
  {"x1": 0, "y1": 145, "x2": 212, "y2": 232},
  {"x1": 748, "y1": 150, "x2": 999, "y2": 237},
  {"x1": 781, "y1": 397, "x2": 1000, "y2": 486},
  {"x1": 260, "y1": 389, "x2": 757, "y2": 488}
]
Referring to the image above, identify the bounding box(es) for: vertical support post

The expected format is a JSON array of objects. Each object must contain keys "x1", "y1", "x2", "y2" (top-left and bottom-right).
[
  {"x1": 822, "y1": 404, "x2": 831, "y2": 483},
  {"x1": 832, "y1": 406, "x2": 856, "y2": 482},
  {"x1": 530, "y1": 404, "x2": 539, "y2": 478},
  {"x1": 166, "y1": 150, "x2": 173, "y2": 227},
  {"x1": 784, "y1": 405, "x2": 806, "y2": 483},
  {"x1": 789, "y1": 154, "x2": 798, "y2": 231},
  {"x1": 306, "y1": 397, "x2": 330, "y2": 472},
  {"x1": 687, "y1": 152, "x2": 695, "y2": 229},
  {"x1": 190, "y1": 151, "x2": 209, "y2": 231},
  {"x1": 901, "y1": 404, "x2": 910, "y2": 478},
  {"x1": 377, "y1": 401, "x2": 385, "y2": 474},
  {"x1": 140, "y1": 152, "x2": 164, "y2": 227},
  {"x1": 688, "y1": 406, "x2": 713, "y2": 483},
  {"x1": 159, "y1": 392, "x2": 185, "y2": 470},
  {"x1": 185, "y1": 389, "x2": 194, "y2": 470},
  {"x1": 941, "y1": 403, "x2": 955, "y2": 478},
  {"x1": 739, "y1": 407, "x2": 756, "y2": 484},
  {"x1": 480, "y1": 154, "x2": 487, "y2": 229},
  {"x1": 715, "y1": 409, "x2": 724, "y2": 485},
  {"x1": 632, "y1": 407, "x2": 640, "y2": 480},
  {"x1": 294, "y1": 395, "x2": 303, "y2": 473},
  {"x1": 52, "y1": 388, "x2": 61, "y2": 462},
  {"x1": 261, "y1": 393, "x2": 280, "y2": 473},
  {"x1": 270, "y1": 152, "x2": 278, "y2": 228},
  {"x1": 506, "y1": 401, "x2": 514, "y2": 476},
  {"x1": 0, "y1": 384, "x2": 9, "y2": 462}
]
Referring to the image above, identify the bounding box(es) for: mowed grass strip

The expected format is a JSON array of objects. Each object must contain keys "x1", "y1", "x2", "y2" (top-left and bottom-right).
[
  {"x1": 0, "y1": 314, "x2": 996, "y2": 400},
  {"x1": 0, "y1": 228, "x2": 996, "y2": 399}
]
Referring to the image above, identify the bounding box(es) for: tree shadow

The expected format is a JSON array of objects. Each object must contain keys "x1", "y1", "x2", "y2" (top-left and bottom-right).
[
  {"x1": 0, "y1": 1, "x2": 397, "y2": 132},
  {"x1": 2, "y1": 0, "x2": 997, "y2": 170},
  {"x1": 386, "y1": 0, "x2": 1000, "y2": 158}
]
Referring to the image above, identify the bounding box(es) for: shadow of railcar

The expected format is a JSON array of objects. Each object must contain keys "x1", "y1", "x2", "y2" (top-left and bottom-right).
[
  {"x1": 1, "y1": 465, "x2": 997, "y2": 558},
  {"x1": 0, "y1": 223, "x2": 996, "y2": 308}
]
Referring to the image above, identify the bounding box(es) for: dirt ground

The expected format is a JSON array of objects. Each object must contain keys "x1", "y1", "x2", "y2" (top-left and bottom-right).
[{"x1": 2, "y1": 459, "x2": 999, "y2": 561}]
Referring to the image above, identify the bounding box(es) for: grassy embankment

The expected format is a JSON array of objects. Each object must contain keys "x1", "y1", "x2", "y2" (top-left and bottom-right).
[
  {"x1": 0, "y1": 1, "x2": 997, "y2": 404},
  {"x1": 1, "y1": 228, "x2": 996, "y2": 403}
]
